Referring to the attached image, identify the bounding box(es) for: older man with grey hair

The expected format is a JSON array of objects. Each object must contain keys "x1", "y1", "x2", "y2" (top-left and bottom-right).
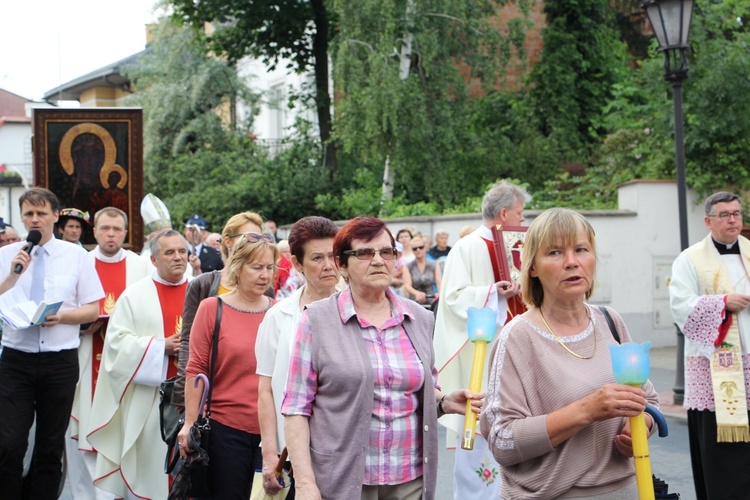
[
  {"x1": 434, "y1": 180, "x2": 531, "y2": 499},
  {"x1": 87, "y1": 229, "x2": 189, "y2": 499}
]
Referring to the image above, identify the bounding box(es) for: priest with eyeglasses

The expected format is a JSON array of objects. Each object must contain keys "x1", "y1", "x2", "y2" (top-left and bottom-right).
[{"x1": 670, "y1": 191, "x2": 750, "y2": 500}]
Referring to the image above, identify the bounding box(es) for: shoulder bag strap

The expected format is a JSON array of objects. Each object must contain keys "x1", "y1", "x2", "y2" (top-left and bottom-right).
[
  {"x1": 204, "y1": 297, "x2": 223, "y2": 418},
  {"x1": 598, "y1": 305, "x2": 621, "y2": 344}
]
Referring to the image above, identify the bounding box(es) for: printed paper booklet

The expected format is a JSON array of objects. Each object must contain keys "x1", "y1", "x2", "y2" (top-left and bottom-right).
[{"x1": 0, "y1": 288, "x2": 63, "y2": 329}]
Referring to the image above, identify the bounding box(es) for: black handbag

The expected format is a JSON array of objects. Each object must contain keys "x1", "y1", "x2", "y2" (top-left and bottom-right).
[
  {"x1": 167, "y1": 297, "x2": 223, "y2": 498},
  {"x1": 159, "y1": 376, "x2": 182, "y2": 446}
]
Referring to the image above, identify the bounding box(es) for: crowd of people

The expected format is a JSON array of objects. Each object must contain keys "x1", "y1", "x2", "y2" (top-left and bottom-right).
[{"x1": 1, "y1": 181, "x2": 747, "y2": 499}]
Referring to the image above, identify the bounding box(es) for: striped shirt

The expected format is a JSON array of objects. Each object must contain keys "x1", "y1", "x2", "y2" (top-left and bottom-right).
[{"x1": 282, "y1": 287, "x2": 440, "y2": 485}]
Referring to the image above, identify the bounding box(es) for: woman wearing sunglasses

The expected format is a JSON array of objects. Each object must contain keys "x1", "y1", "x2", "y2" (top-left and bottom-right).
[
  {"x1": 172, "y1": 212, "x2": 271, "y2": 411},
  {"x1": 283, "y1": 217, "x2": 481, "y2": 500},
  {"x1": 402, "y1": 235, "x2": 442, "y2": 305},
  {"x1": 180, "y1": 233, "x2": 277, "y2": 498}
]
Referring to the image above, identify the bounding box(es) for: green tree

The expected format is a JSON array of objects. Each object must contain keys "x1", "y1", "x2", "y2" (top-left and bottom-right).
[
  {"x1": 681, "y1": 0, "x2": 750, "y2": 195},
  {"x1": 331, "y1": 0, "x2": 534, "y2": 215},
  {"x1": 169, "y1": 0, "x2": 338, "y2": 178},
  {"x1": 123, "y1": 19, "x2": 259, "y2": 189},
  {"x1": 557, "y1": 0, "x2": 750, "y2": 208},
  {"x1": 529, "y1": 0, "x2": 632, "y2": 158}
]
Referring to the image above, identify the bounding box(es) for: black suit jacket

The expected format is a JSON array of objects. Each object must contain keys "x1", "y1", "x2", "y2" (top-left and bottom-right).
[{"x1": 197, "y1": 245, "x2": 223, "y2": 273}]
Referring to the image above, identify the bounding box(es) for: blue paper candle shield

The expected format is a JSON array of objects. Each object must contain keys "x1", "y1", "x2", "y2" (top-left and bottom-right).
[
  {"x1": 467, "y1": 307, "x2": 498, "y2": 343},
  {"x1": 609, "y1": 341, "x2": 651, "y2": 385}
]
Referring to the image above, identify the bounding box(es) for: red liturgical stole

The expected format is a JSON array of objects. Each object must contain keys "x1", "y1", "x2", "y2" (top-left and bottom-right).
[
  {"x1": 91, "y1": 259, "x2": 128, "y2": 397},
  {"x1": 482, "y1": 237, "x2": 526, "y2": 323},
  {"x1": 155, "y1": 280, "x2": 188, "y2": 379}
]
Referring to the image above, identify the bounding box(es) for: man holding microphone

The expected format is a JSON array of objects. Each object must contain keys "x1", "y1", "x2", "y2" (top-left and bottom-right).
[{"x1": 0, "y1": 188, "x2": 103, "y2": 498}]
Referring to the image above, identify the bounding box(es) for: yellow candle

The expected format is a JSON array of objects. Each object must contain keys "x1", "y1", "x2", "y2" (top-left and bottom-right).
[
  {"x1": 629, "y1": 386, "x2": 654, "y2": 500},
  {"x1": 461, "y1": 341, "x2": 487, "y2": 450}
]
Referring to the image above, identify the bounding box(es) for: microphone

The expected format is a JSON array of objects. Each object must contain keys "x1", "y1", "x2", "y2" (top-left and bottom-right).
[{"x1": 14, "y1": 230, "x2": 42, "y2": 274}]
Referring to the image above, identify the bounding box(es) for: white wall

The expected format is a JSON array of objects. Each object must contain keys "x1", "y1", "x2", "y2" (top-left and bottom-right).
[
  {"x1": 379, "y1": 180, "x2": 710, "y2": 347},
  {"x1": 236, "y1": 57, "x2": 317, "y2": 143},
  {"x1": 0, "y1": 185, "x2": 29, "y2": 230},
  {"x1": 0, "y1": 122, "x2": 33, "y2": 181}
]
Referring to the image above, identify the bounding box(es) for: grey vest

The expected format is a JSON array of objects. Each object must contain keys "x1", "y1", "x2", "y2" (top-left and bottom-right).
[{"x1": 303, "y1": 291, "x2": 439, "y2": 499}]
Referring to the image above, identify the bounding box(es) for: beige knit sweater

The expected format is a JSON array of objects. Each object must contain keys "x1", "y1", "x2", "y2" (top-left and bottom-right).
[{"x1": 479, "y1": 305, "x2": 659, "y2": 499}]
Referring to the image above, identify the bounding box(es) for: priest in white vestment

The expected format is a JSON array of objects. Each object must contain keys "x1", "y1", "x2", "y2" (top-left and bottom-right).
[
  {"x1": 434, "y1": 180, "x2": 530, "y2": 499},
  {"x1": 66, "y1": 207, "x2": 150, "y2": 500},
  {"x1": 87, "y1": 230, "x2": 188, "y2": 499},
  {"x1": 669, "y1": 191, "x2": 750, "y2": 499}
]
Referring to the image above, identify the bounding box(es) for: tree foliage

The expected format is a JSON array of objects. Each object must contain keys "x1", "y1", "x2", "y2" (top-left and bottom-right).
[
  {"x1": 169, "y1": 0, "x2": 338, "y2": 178},
  {"x1": 122, "y1": 15, "x2": 340, "y2": 227},
  {"x1": 131, "y1": 0, "x2": 750, "y2": 224},
  {"x1": 681, "y1": 0, "x2": 750, "y2": 195},
  {"x1": 123, "y1": 19, "x2": 258, "y2": 187},
  {"x1": 529, "y1": 0, "x2": 632, "y2": 157},
  {"x1": 329, "y1": 0, "x2": 540, "y2": 216}
]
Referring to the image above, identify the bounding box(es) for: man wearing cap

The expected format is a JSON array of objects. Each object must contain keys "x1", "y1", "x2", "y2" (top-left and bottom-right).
[
  {"x1": 0, "y1": 188, "x2": 103, "y2": 498},
  {"x1": 0, "y1": 226, "x2": 20, "y2": 247},
  {"x1": 88, "y1": 229, "x2": 188, "y2": 499},
  {"x1": 66, "y1": 207, "x2": 150, "y2": 499},
  {"x1": 57, "y1": 208, "x2": 91, "y2": 246},
  {"x1": 0, "y1": 218, "x2": 20, "y2": 248},
  {"x1": 184, "y1": 214, "x2": 223, "y2": 274}
]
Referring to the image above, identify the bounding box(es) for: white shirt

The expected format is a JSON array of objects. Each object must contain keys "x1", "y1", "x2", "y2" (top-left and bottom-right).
[
  {"x1": 670, "y1": 245, "x2": 750, "y2": 358},
  {"x1": 256, "y1": 286, "x2": 305, "y2": 450},
  {"x1": 0, "y1": 238, "x2": 104, "y2": 352}
]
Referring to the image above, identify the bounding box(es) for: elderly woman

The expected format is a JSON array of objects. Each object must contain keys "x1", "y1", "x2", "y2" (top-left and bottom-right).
[
  {"x1": 173, "y1": 211, "x2": 265, "y2": 410},
  {"x1": 283, "y1": 217, "x2": 481, "y2": 500},
  {"x1": 479, "y1": 208, "x2": 659, "y2": 499},
  {"x1": 403, "y1": 235, "x2": 442, "y2": 305},
  {"x1": 179, "y1": 233, "x2": 277, "y2": 498},
  {"x1": 256, "y1": 216, "x2": 340, "y2": 497}
]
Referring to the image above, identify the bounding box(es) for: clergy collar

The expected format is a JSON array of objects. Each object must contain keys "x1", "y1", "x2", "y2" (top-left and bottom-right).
[
  {"x1": 152, "y1": 269, "x2": 188, "y2": 286},
  {"x1": 478, "y1": 225, "x2": 494, "y2": 241},
  {"x1": 712, "y1": 238, "x2": 740, "y2": 255},
  {"x1": 91, "y1": 246, "x2": 127, "y2": 263}
]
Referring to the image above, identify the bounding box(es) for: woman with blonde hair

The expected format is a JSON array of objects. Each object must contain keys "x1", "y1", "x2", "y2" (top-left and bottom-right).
[
  {"x1": 403, "y1": 235, "x2": 442, "y2": 304},
  {"x1": 173, "y1": 211, "x2": 265, "y2": 410},
  {"x1": 480, "y1": 208, "x2": 659, "y2": 498},
  {"x1": 179, "y1": 233, "x2": 277, "y2": 497}
]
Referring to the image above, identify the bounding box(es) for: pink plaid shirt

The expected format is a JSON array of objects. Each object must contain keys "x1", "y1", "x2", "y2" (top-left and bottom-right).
[{"x1": 282, "y1": 288, "x2": 440, "y2": 485}]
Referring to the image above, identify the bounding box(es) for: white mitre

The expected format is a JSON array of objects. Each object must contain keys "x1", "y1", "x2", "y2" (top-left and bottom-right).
[{"x1": 140, "y1": 193, "x2": 171, "y2": 238}]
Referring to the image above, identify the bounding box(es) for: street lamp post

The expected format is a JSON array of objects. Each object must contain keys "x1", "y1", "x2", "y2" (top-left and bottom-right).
[{"x1": 641, "y1": 0, "x2": 694, "y2": 405}]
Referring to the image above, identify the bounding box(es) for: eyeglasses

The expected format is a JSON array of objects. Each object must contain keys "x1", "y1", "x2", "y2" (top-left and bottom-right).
[
  {"x1": 411, "y1": 245, "x2": 425, "y2": 251},
  {"x1": 343, "y1": 247, "x2": 397, "y2": 261},
  {"x1": 708, "y1": 210, "x2": 743, "y2": 221},
  {"x1": 226, "y1": 232, "x2": 275, "y2": 243}
]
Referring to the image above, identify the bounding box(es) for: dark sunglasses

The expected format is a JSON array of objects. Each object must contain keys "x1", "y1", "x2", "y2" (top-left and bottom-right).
[
  {"x1": 411, "y1": 245, "x2": 425, "y2": 251},
  {"x1": 226, "y1": 232, "x2": 275, "y2": 243},
  {"x1": 343, "y1": 247, "x2": 397, "y2": 261}
]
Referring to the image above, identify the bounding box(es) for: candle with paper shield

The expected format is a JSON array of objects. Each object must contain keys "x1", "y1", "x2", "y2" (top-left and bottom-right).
[
  {"x1": 461, "y1": 307, "x2": 499, "y2": 450},
  {"x1": 609, "y1": 341, "x2": 654, "y2": 500}
]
